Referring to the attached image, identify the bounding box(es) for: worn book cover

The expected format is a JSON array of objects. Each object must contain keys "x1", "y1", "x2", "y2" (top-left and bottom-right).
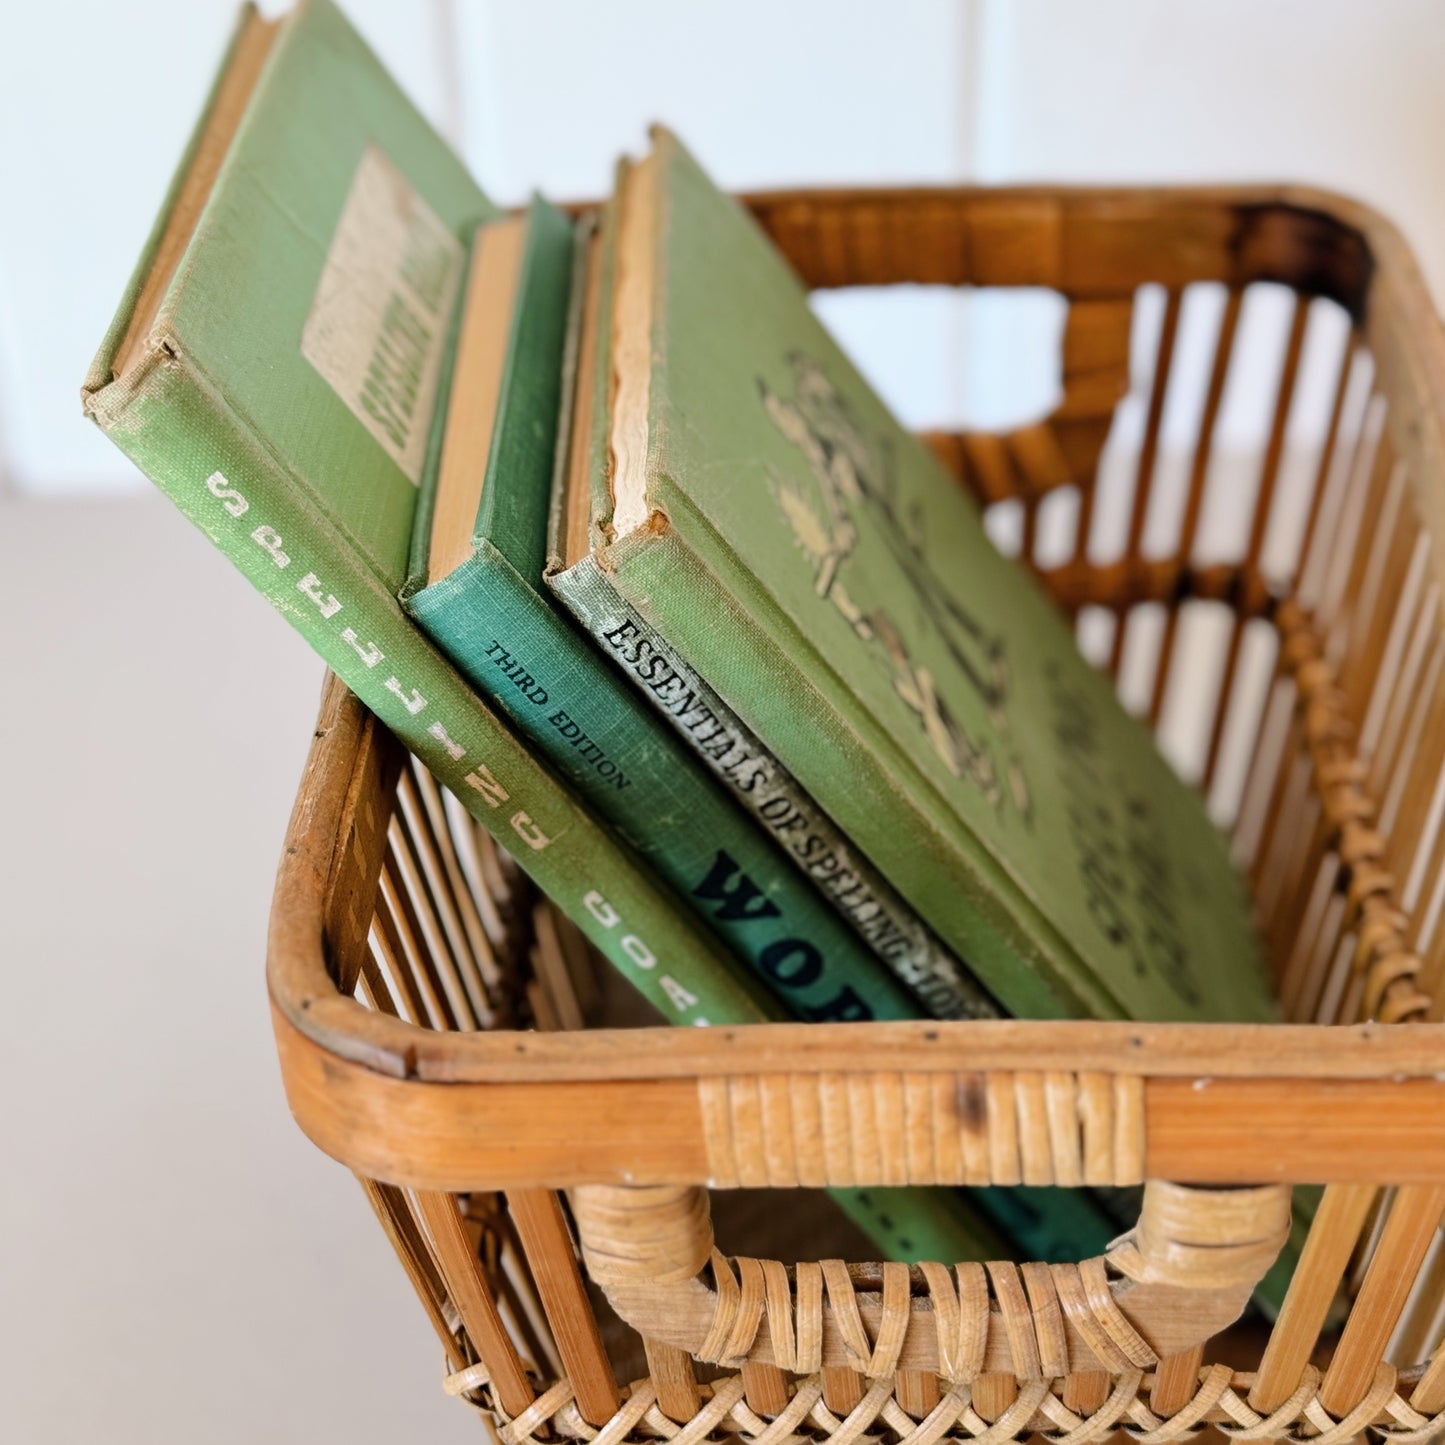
[
  {"x1": 80, "y1": 1, "x2": 775, "y2": 1037},
  {"x1": 79, "y1": 0, "x2": 1012, "y2": 1267},
  {"x1": 546, "y1": 149, "x2": 1127, "y2": 1266},
  {"x1": 549, "y1": 129, "x2": 1275, "y2": 1028},
  {"x1": 547, "y1": 192, "x2": 992, "y2": 1026}
]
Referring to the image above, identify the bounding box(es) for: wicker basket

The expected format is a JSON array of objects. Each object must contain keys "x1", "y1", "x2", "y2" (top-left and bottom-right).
[{"x1": 268, "y1": 184, "x2": 1445, "y2": 1444}]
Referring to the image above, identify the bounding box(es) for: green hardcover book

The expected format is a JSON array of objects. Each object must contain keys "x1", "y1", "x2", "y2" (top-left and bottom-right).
[
  {"x1": 79, "y1": 4, "x2": 775, "y2": 1033},
  {"x1": 400, "y1": 189, "x2": 1017, "y2": 1262},
  {"x1": 548, "y1": 127, "x2": 1277, "y2": 1031},
  {"x1": 547, "y1": 177, "x2": 997, "y2": 1028},
  {"x1": 548, "y1": 156, "x2": 1123, "y2": 1268},
  {"x1": 79, "y1": 0, "x2": 1006, "y2": 1267}
]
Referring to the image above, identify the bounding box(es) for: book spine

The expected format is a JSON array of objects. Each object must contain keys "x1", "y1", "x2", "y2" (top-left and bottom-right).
[
  {"x1": 555, "y1": 544, "x2": 1126, "y2": 1264},
  {"x1": 83, "y1": 354, "x2": 773, "y2": 1033},
  {"x1": 593, "y1": 522, "x2": 1111, "y2": 1023},
  {"x1": 407, "y1": 543, "x2": 922, "y2": 1024},
  {"x1": 550, "y1": 557, "x2": 1000, "y2": 1021}
]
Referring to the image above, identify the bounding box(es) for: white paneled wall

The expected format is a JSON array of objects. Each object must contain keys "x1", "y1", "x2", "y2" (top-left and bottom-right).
[
  {"x1": 8, "y1": 0, "x2": 1443, "y2": 496},
  {"x1": 0, "y1": 0, "x2": 968, "y2": 495},
  {"x1": 964, "y1": 0, "x2": 1445, "y2": 434}
]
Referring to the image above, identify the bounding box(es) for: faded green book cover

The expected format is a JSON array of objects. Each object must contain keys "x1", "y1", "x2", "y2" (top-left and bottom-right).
[
  {"x1": 546, "y1": 152, "x2": 1121, "y2": 1267},
  {"x1": 554, "y1": 130, "x2": 1275, "y2": 1027},
  {"x1": 79, "y1": 1, "x2": 1010, "y2": 1268},
  {"x1": 80, "y1": 1, "x2": 776, "y2": 1034}
]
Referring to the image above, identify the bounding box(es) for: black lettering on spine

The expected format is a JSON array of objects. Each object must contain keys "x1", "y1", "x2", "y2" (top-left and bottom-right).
[
  {"x1": 758, "y1": 937, "x2": 824, "y2": 989},
  {"x1": 692, "y1": 850, "x2": 782, "y2": 923}
]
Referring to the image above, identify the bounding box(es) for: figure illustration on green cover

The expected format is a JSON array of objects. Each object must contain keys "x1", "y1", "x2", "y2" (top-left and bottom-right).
[{"x1": 760, "y1": 351, "x2": 1029, "y2": 824}]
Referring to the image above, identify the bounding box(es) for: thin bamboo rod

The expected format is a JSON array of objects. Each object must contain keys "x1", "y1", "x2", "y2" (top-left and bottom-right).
[
  {"x1": 1319, "y1": 1184, "x2": 1445, "y2": 1415},
  {"x1": 1392, "y1": 1232, "x2": 1445, "y2": 1369},
  {"x1": 1298, "y1": 373, "x2": 1380, "y2": 616},
  {"x1": 1364, "y1": 540, "x2": 1432, "y2": 780},
  {"x1": 1109, "y1": 287, "x2": 1182, "y2": 677},
  {"x1": 1152, "y1": 1345, "x2": 1206, "y2": 1418},
  {"x1": 505, "y1": 1189, "x2": 620, "y2": 1425},
  {"x1": 973, "y1": 1373, "x2": 1018, "y2": 1423},
  {"x1": 1411, "y1": 1335, "x2": 1445, "y2": 1415},
  {"x1": 398, "y1": 767, "x2": 500, "y2": 1026},
  {"x1": 644, "y1": 1338, "x2": 701, "y2": 1421},
  {"x1": 1061, "y1": 1370, "x2": 1110, "y2": 1417},
  {"x1": 895, "y1": 1369, "x2": 941, "y2": 1418},
  {"x1": 1202, "y1": 294, "x2": 1310, "y2": 789},
  {"x1": 387, "y1": 815, "x2": 481, "y2": 1031},
  {"x1": 1287, "y1": 335, "x2": 1361, "y2": 595},
  {"x1": 1232, "y1": 672, "x2": 1294, "y2": 877},
  {"x1": 1320, "y1": 418, "x2": 1394, "y2": 652},
  {"x1": 741, "y1": 1361, "x2": 791, "y2": 1417},
  {"x1": 413, "y1": 1189, "x2": 535, "y2": 1418},
  {"x1": 821, "y1": 1365, "x2": 863, "y2": 1414},
  {"x1": 371, "y1": 883, "x2": 439, "y2": 1028},
  {"x1": 1251, "y1": 1182, "x2": 1377, "y2": 1412},
  {"x1": 360, "y1": 1178, "x2": 466, "y2": 1370},
  {"x1": 380, "y1": 845, "x2": 463, "y2": 1031},
  {"x1": 1149, "y1": 288, "x2": 1244, "y2": 726}
]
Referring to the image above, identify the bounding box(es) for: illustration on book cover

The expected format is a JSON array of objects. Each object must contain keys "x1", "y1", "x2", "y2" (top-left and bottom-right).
[{"x1": 760, "y1": 350, "x2": 1031, "y2": 825}]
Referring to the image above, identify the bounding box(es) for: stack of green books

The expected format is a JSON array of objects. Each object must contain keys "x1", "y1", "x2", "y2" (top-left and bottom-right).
[{"x1": 83, "y1": 0, "x2": 1276, "y2": 1272}]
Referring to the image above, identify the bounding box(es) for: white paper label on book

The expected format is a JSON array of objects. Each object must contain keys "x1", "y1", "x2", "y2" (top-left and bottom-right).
[{"x1": 301, "y1": 144, "x2": 463, "y2": 485}]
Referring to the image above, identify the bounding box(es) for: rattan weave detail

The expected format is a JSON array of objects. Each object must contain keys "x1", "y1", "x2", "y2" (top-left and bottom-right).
[
  {"x1": 445, "y1": 1362, "x2": 1445, "y2": 1445},
  {"x1": 697, "y1": 1071, "x2": 1146, "y2": 1190}
]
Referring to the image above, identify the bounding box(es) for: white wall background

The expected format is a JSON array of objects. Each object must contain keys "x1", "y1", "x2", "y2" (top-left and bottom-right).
[
  {"x1": 4, "y1": 2, "x2": 1444, "y2": 1442},
  {"x1": 5, "y1": 1, "x2": 1445, "y2": 498}
]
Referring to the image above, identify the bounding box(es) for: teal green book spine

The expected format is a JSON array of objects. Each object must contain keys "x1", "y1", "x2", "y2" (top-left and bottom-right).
[{"x1": 407, "y1": 545, "x2": 925, "y2": 1025}]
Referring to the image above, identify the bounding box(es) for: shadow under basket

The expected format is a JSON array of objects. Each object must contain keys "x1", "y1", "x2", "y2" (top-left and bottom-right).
[{"x1": 269, "y1": 184, "x2": 1445, "y2": 1443}]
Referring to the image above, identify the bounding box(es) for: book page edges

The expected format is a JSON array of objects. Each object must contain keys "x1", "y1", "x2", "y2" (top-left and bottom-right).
[
  {"x1": 607, "y1": 153, "x2": 657, "y2": 541},
  {"x1": 558, "y1": 226, "x2": 606, "y2": 569},
  {"x1": 425, "y1": 216, "x2": 527, "y2": 583},
  {"x1": 544, "y1": 215, "x2": 598, "y2": 578}
]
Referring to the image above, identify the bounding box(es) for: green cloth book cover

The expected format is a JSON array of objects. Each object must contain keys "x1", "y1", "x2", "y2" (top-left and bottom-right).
[
  {"x1": 80, "y1": 0, "x2": 775, "y2": 1039},
  {"x1": 79, "y1": 0, "x2": 1011, "y2": 1268},
  {"x1": 550, "y1": 129, "x2": 1276, "y2": 1029}
]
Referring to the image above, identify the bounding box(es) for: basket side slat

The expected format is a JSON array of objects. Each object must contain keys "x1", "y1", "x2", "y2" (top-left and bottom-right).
[
  {"x1": 1251, "y1": 1181, "x2": 1378, "y2": 1412},
  {"x1": 1108, "y1": 288, "x2": 1184, "y2": 679},
  {"x1": 505, "y1": 1189, "x2": 621, "y2": 1426},
  {"x1": 1202, "y1": 293, "x2": 1312, "y2": 789},
  {"x1": 1320, "y1": 1184, "x2": 1445, "y2": 1414}
]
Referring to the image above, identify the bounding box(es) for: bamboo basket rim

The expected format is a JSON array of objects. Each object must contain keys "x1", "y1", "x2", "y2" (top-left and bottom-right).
[{"x1": 267, "y1": 687, "x2": 1445, "y2": 1087}]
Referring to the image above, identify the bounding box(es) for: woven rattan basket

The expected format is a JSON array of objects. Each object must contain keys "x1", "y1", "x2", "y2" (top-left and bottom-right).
[{"x1": 269, "y1": 185, "x2": 1445, "y2": 1444}]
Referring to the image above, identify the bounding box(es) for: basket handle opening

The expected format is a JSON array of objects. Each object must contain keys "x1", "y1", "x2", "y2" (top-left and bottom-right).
[{"x1": 569, "y1": 1177, "x2": 1291, "y2": 1381}]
